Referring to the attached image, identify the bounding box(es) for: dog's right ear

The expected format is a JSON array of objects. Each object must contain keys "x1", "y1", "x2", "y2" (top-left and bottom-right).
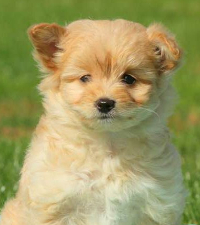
[
  {"x1": 28, "y1": 23, "x2": 66, "y2": 72},
  {"x1": 147, "y1": 23, "x2": 182, "y2": 75}
]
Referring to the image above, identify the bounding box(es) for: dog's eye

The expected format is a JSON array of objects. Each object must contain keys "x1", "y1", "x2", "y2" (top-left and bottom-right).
[
  {"x1": 80, "y1": 75, "x2": 91, "y2": 83},
  {"x1": 121, "y1": 74, "x2": 137, "y2": 85}
]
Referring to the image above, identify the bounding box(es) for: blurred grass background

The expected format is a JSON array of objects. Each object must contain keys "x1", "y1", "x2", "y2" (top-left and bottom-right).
[{"x1": 0, "y1": 0, "x2": 199, "y2": 223}]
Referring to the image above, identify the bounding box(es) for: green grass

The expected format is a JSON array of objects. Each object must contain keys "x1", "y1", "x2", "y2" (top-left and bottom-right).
[{"x1": 0, "y1": 0, "x2": 199, "y2": 223}]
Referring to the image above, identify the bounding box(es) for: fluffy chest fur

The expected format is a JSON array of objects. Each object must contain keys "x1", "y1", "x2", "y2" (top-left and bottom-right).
[{"x1": 21, "y1": 120, "x2": 183, "y2": 225}]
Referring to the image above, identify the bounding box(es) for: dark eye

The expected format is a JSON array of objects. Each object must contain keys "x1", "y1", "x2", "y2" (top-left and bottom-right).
[
  {"x1": 121, "y1": 74, "x2": 137, "y2": 85},
  {"x1": 80, "y1": 75, "x2": 91, "y2": 83}
]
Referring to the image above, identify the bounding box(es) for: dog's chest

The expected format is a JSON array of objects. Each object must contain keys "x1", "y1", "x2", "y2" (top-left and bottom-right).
[
  {"x1": 63, "y1": 165, "x2": 145, "y2": 225},
  {"x1": 59, "y1": 139, "x2": 151, "y2": 224}
]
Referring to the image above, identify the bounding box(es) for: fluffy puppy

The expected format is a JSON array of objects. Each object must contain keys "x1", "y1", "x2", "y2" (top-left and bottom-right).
[{"x1": 1, "y1": 19, "x2": 186, "y2": 225}]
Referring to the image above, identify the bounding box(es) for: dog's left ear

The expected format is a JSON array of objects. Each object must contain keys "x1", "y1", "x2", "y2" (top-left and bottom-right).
[
  {"x1": 147, "y1": 23, "x2": 182, "y2": 75},
  {"x1": 28, "y1": 23, "x2": 66, "y2": 72}
]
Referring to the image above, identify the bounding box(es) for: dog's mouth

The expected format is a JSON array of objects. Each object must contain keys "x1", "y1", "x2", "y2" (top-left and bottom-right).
[
  {"x1": 99, "y1": 115, "x2": 111, "y2": 120},
  {"x1": 97, "y1": 114, "x2": 115, "y2": 121}
]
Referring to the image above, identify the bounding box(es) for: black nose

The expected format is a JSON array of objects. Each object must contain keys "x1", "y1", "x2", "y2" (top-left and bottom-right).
[{"x1": 95, "y1": 98, "x2": 115, "y2": 113}]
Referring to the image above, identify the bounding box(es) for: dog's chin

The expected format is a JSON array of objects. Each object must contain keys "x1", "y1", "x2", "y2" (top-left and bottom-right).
[
  {"x1": 73, "y1": 104, "x2": 158, "y2": 132},
  {"x1": 79, "y1": 113, "x2": 146, "y2": 132}
]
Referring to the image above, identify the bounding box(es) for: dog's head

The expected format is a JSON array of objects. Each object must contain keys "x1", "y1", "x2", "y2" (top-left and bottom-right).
[{"x1": 28, "y1": 20, "x2": 182, "y2": 131}]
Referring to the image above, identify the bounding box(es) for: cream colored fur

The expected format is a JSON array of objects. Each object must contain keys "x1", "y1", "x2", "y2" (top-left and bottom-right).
[{"x1": 1, "y1": 19, "x2": 186, "y2": 225}]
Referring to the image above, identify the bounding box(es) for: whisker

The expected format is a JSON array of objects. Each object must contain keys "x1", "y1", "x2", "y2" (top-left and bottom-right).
[
  {"x1": 138, "y1": 106, "x2": 161, "y2": 122},
  {"x1": 117, "y1": 105, "x2": 161, "y2": 123}
]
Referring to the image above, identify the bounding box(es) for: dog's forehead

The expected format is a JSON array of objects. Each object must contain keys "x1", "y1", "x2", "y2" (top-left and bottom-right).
[
  {"x1": 66, "y1": 19, "x2": 148, "y2": 46},
  {"x1": 67, "y1": 19, "x2": 146, "y2": 33},
  {"x1": 62, "y1": 20, "x2": 153, "y2": 76}
]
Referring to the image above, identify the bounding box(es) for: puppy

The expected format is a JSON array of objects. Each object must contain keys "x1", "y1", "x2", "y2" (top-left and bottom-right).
[{"x1": 1, "y1": 19, "x2": 186, "y2": 225}]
